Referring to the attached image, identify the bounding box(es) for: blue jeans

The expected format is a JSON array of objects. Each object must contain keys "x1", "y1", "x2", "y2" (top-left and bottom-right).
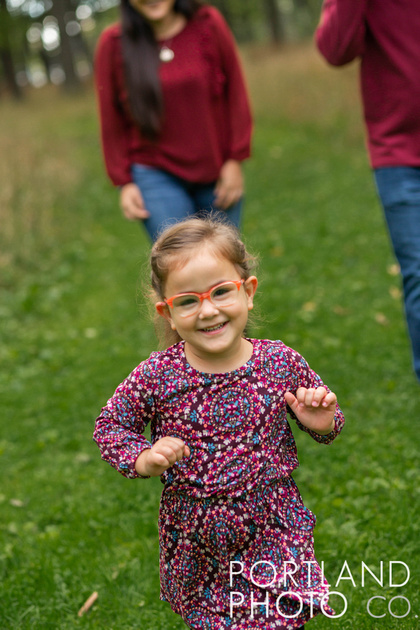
[
  {"x1": 374, "y1": 167, "x2": 420, "y2": 381},
  {"x1": 131, "y1": 164, "x2": 242, "y2": 242}
]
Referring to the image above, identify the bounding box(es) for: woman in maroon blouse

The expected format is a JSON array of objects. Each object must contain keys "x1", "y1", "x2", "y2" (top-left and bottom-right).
[{"x1": 95, "y1": 0, "x2": 253, "y2": 241}]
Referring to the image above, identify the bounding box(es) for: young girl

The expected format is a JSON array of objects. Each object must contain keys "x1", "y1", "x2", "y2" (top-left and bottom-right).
[
  {"x1": 93, "y1": 217, "x2": 345, "y2": 628},
  {"x1": 95, "y1": 0, "x2": 252, "y2": 241}
]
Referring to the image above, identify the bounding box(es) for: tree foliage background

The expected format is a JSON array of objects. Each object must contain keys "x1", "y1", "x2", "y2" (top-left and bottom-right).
[{"x1": 0, "y1": 0, "x2": 323, "y2": 97}]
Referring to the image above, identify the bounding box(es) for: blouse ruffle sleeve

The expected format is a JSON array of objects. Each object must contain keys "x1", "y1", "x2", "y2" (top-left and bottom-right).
[
  {"x1": 94, "y1": 24, "x2": 133, "y2": 187},
  {"x1": 315, "y1": 0, "x2": 368, "y2": 66},
  {"x1": 93, "y1": 357, "x2": 158, "y2": 478}
]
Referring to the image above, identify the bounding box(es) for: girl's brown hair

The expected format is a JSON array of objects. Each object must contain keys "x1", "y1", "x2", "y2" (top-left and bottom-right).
[{"x1": 149, "y1": 216, "x2": 257, "y2": 347}]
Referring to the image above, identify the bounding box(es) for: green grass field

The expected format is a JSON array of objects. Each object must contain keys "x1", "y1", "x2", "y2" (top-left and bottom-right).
[{"x1": 1, "y1": 42, "x2": 419, "y2": 629}]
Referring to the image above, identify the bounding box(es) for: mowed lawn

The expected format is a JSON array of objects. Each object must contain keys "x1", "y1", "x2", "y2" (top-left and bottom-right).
[{"x1": 1, "y1": 42, "x2": 419, "y2": 629}]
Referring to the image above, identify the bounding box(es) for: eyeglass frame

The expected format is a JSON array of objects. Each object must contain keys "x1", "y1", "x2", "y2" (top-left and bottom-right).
[{"x1": 158, "y1": 279, "x2": 245, "y2": 316}]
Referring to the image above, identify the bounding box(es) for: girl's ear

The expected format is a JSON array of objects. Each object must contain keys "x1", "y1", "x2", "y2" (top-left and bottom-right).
[
  {"x1": 156, "y1": 302, "x2": 177, "y2": 330},
  {"x1": 244, "y1": 276, "x2": 258, "y2": 311}
]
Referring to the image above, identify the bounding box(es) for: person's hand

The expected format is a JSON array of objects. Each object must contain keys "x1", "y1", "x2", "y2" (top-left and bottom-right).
[
  {"x1": 135, "y1": 437, "x2": 190, "y2": 477},
  {"x1": 119, "y1": 183, "x2": 150, "y2": 221},
  {"x1": 214, "y1": 160, "x2": 244, "y2": 209},
  {"x1": 284, "y1": 387, "x2": 336, "y2": 435}
]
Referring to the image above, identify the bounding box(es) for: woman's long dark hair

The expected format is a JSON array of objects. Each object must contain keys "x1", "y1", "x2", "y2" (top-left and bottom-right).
[{"x1": 120, "y1": 0, "x2": 202, "y2": 140}]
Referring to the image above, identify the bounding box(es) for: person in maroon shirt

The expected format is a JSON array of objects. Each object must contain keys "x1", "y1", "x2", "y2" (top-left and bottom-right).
[
  {"x1": 316, "y1": 0, "x2": 420, "y2": 383},
  {"x1": 95, "y1": 0, "x2": 252, "y2": 242}
]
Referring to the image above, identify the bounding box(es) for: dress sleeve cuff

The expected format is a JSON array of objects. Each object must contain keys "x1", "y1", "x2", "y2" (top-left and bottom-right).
[{"x1": 120, "y1": 441, "x2": 152, "y2": 479}]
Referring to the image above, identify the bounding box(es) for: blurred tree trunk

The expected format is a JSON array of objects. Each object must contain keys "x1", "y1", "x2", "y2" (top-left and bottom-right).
[
  {"x1": 39, "y1": 48, "x2": 52, "y2": 82},
  {"x1": 264, "y1": 0, "x2": 284, "y2": 44},
  {"x1": 50, "y1": 0, "x2": 81, "y2": 91},
  {"x1": 0, "y1": 49, "x2": 22, "y2": 99},
  {"x1": 0, "y1": 0, "x2": 22, "y2": 99}
]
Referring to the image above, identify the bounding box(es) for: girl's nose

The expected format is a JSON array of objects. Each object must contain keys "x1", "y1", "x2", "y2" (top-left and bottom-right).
[{"x1": 198, "y1": 297, "x2": 219, "y2": 318}]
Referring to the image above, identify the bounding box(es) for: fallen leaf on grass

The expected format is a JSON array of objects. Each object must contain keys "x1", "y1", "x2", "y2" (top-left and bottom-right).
[
  {"x1": 333, "y1": 305, "x2": 350, "y2": 316},
  {"x1": 10, "y1": 499, "x2": 24, "y2": 508},
  {"x1": 302, "y1": 301, "x2": 316, "y2": 312},
  {"x1": 78, "y1": 591, "x2": 98, "y2": 617},
  {"x1": 75, "y1": 452, "x2": 92, "y2": 464},
  {"x1": 374, "y1": 312, "x2": 389, "y2": 326},
  {"x1": 389, "y1": 286, "x2": 402, "y2": 300},
  {"x1": 84, "y1": 328, "x2": 98, "y2": 339},
  {"x1": 387, "y1": 263, "x2": 400, "y2": 276},
  {"x1": 270, "y1": 246, "x2": 284, "y2": 258}
]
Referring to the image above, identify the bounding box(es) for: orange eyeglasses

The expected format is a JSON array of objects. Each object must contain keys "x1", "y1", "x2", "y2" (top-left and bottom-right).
[{"x1": 160, "y1": 279, "x2": 245, "y2": 317}]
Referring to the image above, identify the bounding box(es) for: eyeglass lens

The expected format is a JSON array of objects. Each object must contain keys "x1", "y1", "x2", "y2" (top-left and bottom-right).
[{"x1": 172, "y1": 282, "x2": 239, "y2": 314}]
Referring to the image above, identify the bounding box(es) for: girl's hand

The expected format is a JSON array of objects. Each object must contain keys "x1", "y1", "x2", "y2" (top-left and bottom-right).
[
  {"x1": 120, "y1": 183, "x2": 150, "y2": 221},
  {"x1": 284, "y1": 387, "x2": 336, "y2": 435},
  {"x1": 135, "y1": 437, "x2": 190, "y2": 477},
  {"x1": 214, "y1": 160, "x2": 244, "y2": 209}
]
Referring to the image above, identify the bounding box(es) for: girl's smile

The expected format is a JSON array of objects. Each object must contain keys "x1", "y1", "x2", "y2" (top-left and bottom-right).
[
  {"x1": 156, "y1": 245, "x2": 257, "y2": 373},
  {"x1": 199, "y1": 322, "x2": 228, "y2": 334}
]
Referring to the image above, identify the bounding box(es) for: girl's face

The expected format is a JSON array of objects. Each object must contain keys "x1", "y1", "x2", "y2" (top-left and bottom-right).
[
  {"x1": 156, "y1": 245, "x2": 258, "y2": 372},
  {"x1": 128, "y1": 0, "x2": 177, "y2": 26}
]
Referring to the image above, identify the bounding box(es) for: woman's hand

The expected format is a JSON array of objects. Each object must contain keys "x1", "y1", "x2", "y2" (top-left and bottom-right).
[
  {"x1": 214, "y1": 160, "x2": 244, "y2": 209},
  {"x1": 119, "y1": 183, "x2": 150, "y2": 221},
  {"x1": 135, "y1": 437, "x2": 190, "y2": 477},
  {"x1": 284, "y1": 387, "x2": 337, "y2": 435}
]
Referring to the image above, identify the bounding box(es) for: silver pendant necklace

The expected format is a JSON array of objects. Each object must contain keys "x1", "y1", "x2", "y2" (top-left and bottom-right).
[{"x1": 159, "y1": 44, "x2": 174, "y2": 63}]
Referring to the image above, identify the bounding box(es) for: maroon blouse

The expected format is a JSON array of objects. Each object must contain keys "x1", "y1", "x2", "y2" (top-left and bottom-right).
[{"x1": 95, "y1": 6, "x2": 253, "y2": 187}]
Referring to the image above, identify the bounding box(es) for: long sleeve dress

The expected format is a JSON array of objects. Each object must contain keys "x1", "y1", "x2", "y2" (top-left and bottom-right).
[{"x1": 94, "y1": 338, "x2": 345, "y2": 628}]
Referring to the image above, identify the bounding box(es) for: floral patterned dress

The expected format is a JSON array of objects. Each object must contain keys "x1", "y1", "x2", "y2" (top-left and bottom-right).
[{"x1": 94, "y1": 339, "x2": 345, "y2": 629}]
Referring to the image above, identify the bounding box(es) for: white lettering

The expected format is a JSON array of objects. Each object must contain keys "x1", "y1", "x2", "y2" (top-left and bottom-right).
[
  {"x1": 229, "y1": 592, "x2": 244, "y2": 618},
  {"x1": 389, "y1": 561, "x2": 410, "y2": 587},
  {"x1": 229, "y1": 561, "x2": 244, "y2": 587},
  {"x1": 361, "y1": 561, "x2": 383, "y2": 587},
  {"x1": 250, "y1": 590, "x2": 270, "y2": 618},
  {"x1": 367, "y1": 595, "x2": 386, "y2": 618},
  {"x1": 321, "y1": 591, "x2": 348, "y2": 618},
  {"x1": 275, "y1": 592, "x2": 303, "y2": 619},
  {"x1": 303, "y1": 560, "x2": 316, "y2": 587},
  {"x1": 335, "y1": 560, "x2": 356, "y2": 588},
  {"x1": 282, "y1": 561, "x2": 299, "y2": 587},
  {"x1": 250, "y1": 561, "x2": 277, "y2": 588},
  {"x1": 388, "y1": 596, "x2": 411, "y2": 619}
]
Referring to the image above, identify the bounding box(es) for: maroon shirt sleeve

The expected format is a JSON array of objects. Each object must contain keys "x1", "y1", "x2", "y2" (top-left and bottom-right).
[
  {"x1": 315, "y1": 0, "x2": 367, "y2": 66},
  {"x1": 94, "y1": 25, "x2": 133, "y2": 186}
]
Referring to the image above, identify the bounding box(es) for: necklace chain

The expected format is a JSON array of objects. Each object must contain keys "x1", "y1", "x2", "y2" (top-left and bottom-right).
[{"x1": 157, "y1": 13, "x2": 185, "y2": 63}]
